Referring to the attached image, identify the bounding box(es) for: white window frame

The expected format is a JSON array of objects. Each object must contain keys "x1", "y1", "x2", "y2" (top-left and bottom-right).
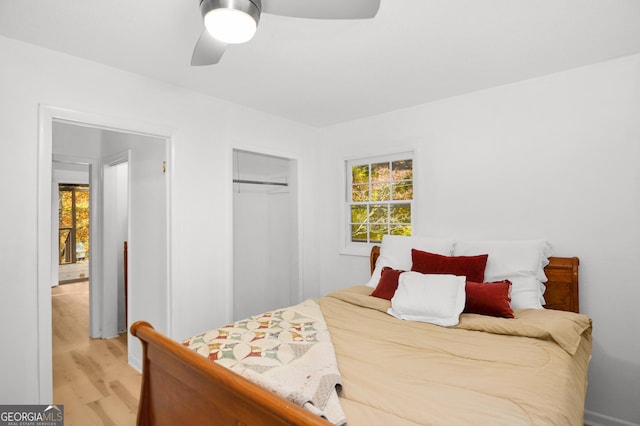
[{"x1": 342, "y1": 151, "x2": 414, "y2": 255}]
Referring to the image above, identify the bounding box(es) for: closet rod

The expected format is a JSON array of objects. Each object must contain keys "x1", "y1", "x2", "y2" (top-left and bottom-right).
[{"x1": 233, "y1": 179, "x2": 288, "y2": 187}]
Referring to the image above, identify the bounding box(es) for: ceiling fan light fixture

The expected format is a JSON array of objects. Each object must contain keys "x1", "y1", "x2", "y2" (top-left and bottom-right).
[{"x1": 201, "y1": 0, "x2": 261, "y2": 44}]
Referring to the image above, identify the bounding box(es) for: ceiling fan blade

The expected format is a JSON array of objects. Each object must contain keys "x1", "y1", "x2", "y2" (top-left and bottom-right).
[
  {"x1": 262, "y1": 0, "x2": 380, "y2": 19},
  {"x1": 191, "y1": 30, "x2": 228, "y2": 66}
]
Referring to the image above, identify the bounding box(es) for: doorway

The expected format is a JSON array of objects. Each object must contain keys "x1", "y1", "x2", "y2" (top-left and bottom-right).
[
  {"x1": 232, "y1": 149, "x2": 299, "y2": 320},
  {"x1": 38, "y1": 105, "x2": 171, "y2": 403},
  {"x1": 52, "y1": 120, "x2": 167, "y2": 339}
]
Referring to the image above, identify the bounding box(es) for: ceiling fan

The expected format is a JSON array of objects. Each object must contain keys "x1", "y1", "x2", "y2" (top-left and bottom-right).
[{"x1": 191, "y1": 0, "x2": 381, "y2": 66}]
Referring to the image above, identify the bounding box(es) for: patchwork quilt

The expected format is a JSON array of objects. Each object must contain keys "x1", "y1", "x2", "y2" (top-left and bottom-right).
[{"x1": 182, "y1": 299, "x2": 345, "y2": 425}]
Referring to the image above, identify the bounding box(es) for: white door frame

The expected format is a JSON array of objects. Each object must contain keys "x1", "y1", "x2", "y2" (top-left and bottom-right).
[
  {"x1": 102, "y1": 151, "x2": 131, "y2": 338},
  {"x1": 37, "y1": 104, "x2": 173, "y2": 403}
]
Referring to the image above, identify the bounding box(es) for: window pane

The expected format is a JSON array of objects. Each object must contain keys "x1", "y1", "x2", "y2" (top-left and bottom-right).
[
  {"x1": 352, "y1": 164, "x2": 369, "y2": 184},
  {"x1": 59, "y1": 229, "x2": 71, "y2": 264},
  {"x1": 369, "y1": 204, "x2": 388, "y2": 224},
  {"x1": 392, "y1": 180, "x2": 413, "y2": 200},
  {"x1": 371, "y1": 162, "x2": 390, "y2": 182},
  {"x1": 369, "y1": 225, "x2": 388, "y2": 243},
  {"x1": 75, "y1": 189, "x2": 90, "y2": 261},
  {"x1": 371, "y1": 183, "x2": 390, "y2": 201},
  {"x1": 351, "y1": 205, "x2": 368, "y2": 223},
  {"x1": 59, "y1": 190, "x2": 73, "y2": 228},
  {"x1": 390, "y1": 224, "x2": 411, "y2": 236},
  {"x1": 392, "y1": 159, "x2": 413, "y2": 180},
  {"x1": 352, "y1": 184, "x2": 369, "y2": 202},
  {"x1": 351, "y1": 224, "x2": 368, "y2": 242},
  {"x1": 390, "y1": 204, "x2": 411, "y2": 224}
]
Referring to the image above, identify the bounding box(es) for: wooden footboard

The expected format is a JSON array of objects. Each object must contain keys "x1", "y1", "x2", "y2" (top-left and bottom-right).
[{"x1": 130, "y1": 321, "x2": 329, "y2": 426}]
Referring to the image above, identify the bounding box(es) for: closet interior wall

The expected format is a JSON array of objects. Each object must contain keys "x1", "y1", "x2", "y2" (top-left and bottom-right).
[{"x1": 232, "y1": 150, "x2": 297, "y2": 321}]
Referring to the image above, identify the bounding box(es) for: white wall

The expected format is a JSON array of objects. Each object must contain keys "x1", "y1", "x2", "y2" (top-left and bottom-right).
[
  {"x1": 267, "y1": 192, "x2": 292, "y2": 310},
  {"x1": 102, "y1": 158, "x2": 130, "y2": 336},
  {"x1": 101, "y1": 158, "x2": 129, "y2": 334},
  {"x1": 114, "y1": 162, "x2": 128, "y2": 333},
  {"x1": 52, "y1": 167, "x2": 90, "y2": 186},
  {"x1": 0, "y1": 35, "x2": 321, "y2": 404},
  {"x1": 233, "y1": 191, "x2": 270, "y2": 320},
  {"x1": 318, "y1": 54, "x2": 640, "y2": 425}
]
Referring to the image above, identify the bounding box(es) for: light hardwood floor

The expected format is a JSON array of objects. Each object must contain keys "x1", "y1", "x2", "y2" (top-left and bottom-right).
[{"x1": 52, "y1": 281, "x2": 141, "y2": 425}]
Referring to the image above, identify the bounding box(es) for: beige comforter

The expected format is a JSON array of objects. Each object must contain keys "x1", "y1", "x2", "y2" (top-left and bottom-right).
[{"x1": 321, "y1": 286, "x2": 592, "y2": 426}]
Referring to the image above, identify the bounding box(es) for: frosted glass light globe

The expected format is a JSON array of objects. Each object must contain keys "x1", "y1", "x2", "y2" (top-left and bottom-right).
[{"x1": 205, "y1": 8, "x2": 257, "y2": 44}]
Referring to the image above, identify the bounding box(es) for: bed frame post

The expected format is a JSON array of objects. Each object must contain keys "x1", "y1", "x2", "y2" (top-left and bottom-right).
[
  {"x1": 544, "y1": 257, "x2": 580, "y2": 313},
  {"x1": 370, "y1": 245, "x2": 380, "y2": 275},
  {"x1": 130, "y1": 321, "x2": 152, "y2": 426}
]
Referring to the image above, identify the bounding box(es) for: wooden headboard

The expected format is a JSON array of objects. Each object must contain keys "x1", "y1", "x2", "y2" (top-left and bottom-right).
[{"x1": 369, "y1": 246, "x2": 580, "y2": 313}]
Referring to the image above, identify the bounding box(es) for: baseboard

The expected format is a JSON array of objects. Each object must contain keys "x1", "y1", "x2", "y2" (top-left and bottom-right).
[
  {"x1": 129, "y1": 353, "x2": 142, "y2": 373},
  {"x1": 585, "y1": 410, "x2": 640, "y2": 426}
]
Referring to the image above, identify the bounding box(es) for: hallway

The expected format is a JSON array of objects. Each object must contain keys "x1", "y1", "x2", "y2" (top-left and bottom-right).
[{"x1": 52, "y1": 281, "x2": 140, "y2": 425}]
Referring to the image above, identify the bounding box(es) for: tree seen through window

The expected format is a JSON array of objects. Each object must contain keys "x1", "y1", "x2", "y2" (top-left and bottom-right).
[{"x1": 348, "y1": 156, "x2": 413, "y2": 243}]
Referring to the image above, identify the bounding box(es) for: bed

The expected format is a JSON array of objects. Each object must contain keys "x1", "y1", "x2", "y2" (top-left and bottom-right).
[{"x1": 131, "y1": 242, "x2": 591, "y2": 425}]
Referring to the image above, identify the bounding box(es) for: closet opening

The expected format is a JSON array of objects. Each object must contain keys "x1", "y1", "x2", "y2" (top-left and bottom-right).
[{"x1": 232, "y1": 149, "x2": 299, "y2": 321}]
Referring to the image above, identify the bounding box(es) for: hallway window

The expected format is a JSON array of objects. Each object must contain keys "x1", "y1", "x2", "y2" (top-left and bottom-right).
[
  {"x1": 59, "y1": 184, "x2": 90, "y2": 264},
  {"x1": 347, "y1": 153, "x2": 413, "y2": 244}
]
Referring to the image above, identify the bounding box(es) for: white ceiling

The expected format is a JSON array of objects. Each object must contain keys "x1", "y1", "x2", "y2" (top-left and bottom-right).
[{"x1": 1, "y1": 0, "x2": 639, "y2": 127}]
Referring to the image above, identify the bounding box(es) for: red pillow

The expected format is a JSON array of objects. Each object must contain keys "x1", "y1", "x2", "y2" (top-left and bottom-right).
[
  {"x1": 370, "y1": 267, "x2": 405, "y2": 300},
  {"x1": 411, "y1": 249, "x2": 488, "y2": 283},
  {"x1": 464, "y1": 280, "x2": 514, "y2": 318}
]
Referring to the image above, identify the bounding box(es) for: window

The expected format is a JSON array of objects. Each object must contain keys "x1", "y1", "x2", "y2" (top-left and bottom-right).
[
  {"x1": 59, "y1": 184, "x2": 90, "y2": 264},
  {"x1": 347, "y1": 153, "x2": 413, "y2": 245}
]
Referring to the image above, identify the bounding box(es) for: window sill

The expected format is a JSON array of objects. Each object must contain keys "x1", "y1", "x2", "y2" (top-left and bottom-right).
[{"x1": 339, "y1": 245, "x2": 373, "y2": 257}]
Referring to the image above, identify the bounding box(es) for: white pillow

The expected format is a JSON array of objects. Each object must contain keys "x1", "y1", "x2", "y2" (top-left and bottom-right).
[
  {"x1": 366, "y1": 235, "x2": 455, "y2": 287},
  {"x1": 508, "y1": 276, "x2": 547, "y2": 310},
  {"x1": 453, "y1": 239, "x2": 552, "y2": 309},
  {"x1": 387, "y1": 272, "x2": 466, "y2": 327}
]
